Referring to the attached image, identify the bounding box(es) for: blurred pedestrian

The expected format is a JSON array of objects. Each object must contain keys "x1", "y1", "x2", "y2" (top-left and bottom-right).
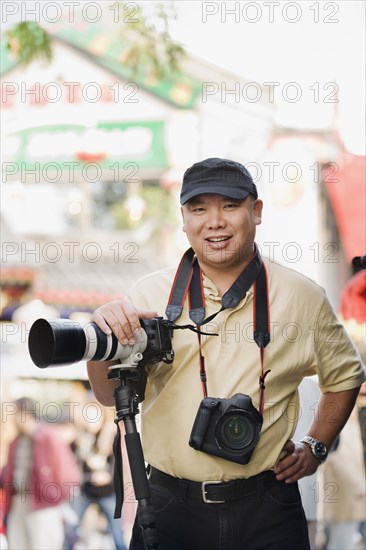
[
  {"x1": 321, "y1": 406, "x2": 366, "y2": 550},
  {"x1": 1, "y1": 397, "x2": 81, "y2": 550},
  {"x1": 71, "y1": 404, "x2": 127, "y2": 550}
]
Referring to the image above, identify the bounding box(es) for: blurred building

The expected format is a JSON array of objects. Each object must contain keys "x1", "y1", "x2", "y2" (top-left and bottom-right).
[
  {"x1": 1, "y1": 22, "x2": 274, "y2": 320},
  {"x1": 1, "y1": 20, "x2": 365, "y2": 386}
]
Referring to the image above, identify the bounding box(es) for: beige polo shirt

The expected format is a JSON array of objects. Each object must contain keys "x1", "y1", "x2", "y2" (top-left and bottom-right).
[{"x1": 128, "y1": 257, "x2": 365, "y2": 482}]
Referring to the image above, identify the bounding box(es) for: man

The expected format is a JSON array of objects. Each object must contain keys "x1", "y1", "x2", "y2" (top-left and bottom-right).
[{"x1": 87, "y1": 158, "x2": 365, "y2": 550}]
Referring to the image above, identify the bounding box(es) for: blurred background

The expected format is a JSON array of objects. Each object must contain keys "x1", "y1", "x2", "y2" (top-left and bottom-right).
[{"x1": 1, "y1": 2, "x2": 365, "y2": 549}]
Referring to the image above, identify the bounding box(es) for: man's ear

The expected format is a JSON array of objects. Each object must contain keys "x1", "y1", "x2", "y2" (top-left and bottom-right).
[
  {"x1": 253, "y1": 199, "x2": 263, "y2": 226},
  {"x1": 181, "y1": 207, "x2": 186, "y2": 232}
]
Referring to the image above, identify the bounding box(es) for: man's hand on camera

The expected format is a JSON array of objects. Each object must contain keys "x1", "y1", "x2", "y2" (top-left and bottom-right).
[
  {"x1": 91, "y1": 300, "x2": 157, "y2": 345},
  {"x1": 274, "y1": 440, "x2": 320, "y2": 484}
]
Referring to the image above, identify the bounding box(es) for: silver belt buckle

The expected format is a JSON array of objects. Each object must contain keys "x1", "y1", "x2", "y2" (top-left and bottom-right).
[{"x1": 201, "y1": 480, "x2": 225, "y2": 504}]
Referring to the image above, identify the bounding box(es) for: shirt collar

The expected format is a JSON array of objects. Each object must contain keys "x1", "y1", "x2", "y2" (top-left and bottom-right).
[{"x1": 202, "y1": 273, "x2": 254, "y2": 305}]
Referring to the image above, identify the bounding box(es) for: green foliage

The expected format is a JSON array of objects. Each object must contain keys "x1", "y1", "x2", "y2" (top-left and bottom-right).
[
  {"x1": 4, "y1": 3, "x2": 185, "y2": 76},
  {"x1": 117, "y1": 1, "x2": 185, "y2": 78},
  {"x1": 5, "y1": 22, "x2": 52, "y2": 65}
]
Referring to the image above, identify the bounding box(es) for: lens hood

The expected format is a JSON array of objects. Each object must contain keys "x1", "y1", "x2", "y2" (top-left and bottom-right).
[{"x1": 28, "y1": 318, "x2": 87, "y2": 368}]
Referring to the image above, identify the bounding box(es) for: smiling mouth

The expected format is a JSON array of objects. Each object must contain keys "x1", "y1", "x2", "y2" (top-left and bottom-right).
[{"x1": 205, "y1": 236, "x2": 231, "y2": 243}]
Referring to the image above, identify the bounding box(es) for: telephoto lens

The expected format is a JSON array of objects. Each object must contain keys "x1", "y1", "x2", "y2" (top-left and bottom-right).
[{"x1": 28, "y1": 318, "x2": 147, "y2": 368}]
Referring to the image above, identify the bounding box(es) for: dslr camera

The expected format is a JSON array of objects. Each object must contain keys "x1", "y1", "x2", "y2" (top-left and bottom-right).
[
  {"x1": 189, "y1": 393, "x2": 263, "y2": 465},
  {"x1": 28, "y1": 316, "x2": 174, "y2": 401}
]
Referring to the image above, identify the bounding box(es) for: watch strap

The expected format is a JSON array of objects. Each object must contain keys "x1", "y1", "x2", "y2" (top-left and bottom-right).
[{"x1": 301, "y1": 435, "x2": 328, "y2": 463}]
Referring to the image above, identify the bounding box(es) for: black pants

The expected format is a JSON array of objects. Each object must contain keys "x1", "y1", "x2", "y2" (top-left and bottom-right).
[{"x1": 129, "y1": 471, "x2": 310, "y2": 550}]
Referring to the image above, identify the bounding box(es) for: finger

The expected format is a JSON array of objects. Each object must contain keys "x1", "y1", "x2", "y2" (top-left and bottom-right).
[
  {"x1": 274, "y1": 441, "x2": 299, "y2": 474},
  {"x1": 91, "y1": 311, "x2": 112, "y2": 335},
  {"x1": 275, "y1": 440, "x2": 295, "y2": 467},
  {"x1": 132, "y1": 308, "x2": 158, "y2": 335},
  {"x1": 108, "y1": 310, "x2": 134, "y2": 344},
  {"x1": 275, "y1": 453, "x2": 298, "y2": 475},
  {"x1": 115, "y1": 303, "x2": 156, "y2": 341},
  {"x1": 276, "y1": 460, "x2": 306, "y2": 483},
  {"x1": 283, "y1": 439, "x2": 295, "y2": 454},
  {"x1": 136, "y1": 307, "x2": 158, "y2": 320},
  {"x1": 110, "y1": 303, "x2": 158, "y2": 343},
  {"x1": 282, "y1": 468, "x2": 306, "y2": 484},
  {"x1": 92, "y1": 303, "x2": 137, "y2": 344}
]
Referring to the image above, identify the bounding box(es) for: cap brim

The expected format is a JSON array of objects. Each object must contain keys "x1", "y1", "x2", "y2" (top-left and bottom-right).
[{"x1": 180, "y1": 186, "x2": 251, "y2": 205}]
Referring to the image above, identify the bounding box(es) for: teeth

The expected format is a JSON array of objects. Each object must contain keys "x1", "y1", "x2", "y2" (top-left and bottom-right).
[{"x1": 207, "y1": 237, "x2": 228, "y2": 242}]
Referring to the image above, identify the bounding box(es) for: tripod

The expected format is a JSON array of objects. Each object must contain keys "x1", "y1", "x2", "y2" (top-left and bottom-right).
[{"x1": 112, "y1": 374, "x2": 159, "y2": 550}]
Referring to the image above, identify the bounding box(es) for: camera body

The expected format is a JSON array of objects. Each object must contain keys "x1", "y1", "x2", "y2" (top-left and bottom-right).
[
  {"x1": 138, "y1": 317, "x2": 174, "y2": 367},
  {"x1": 189, "y1": 393, "x2": 263, "y2": 465},
  {"x1": 109, "y1": 317, "x2": 174, "y2": 401}
]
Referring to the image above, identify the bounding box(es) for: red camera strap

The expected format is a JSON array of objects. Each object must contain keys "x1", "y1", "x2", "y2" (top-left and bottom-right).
[{"x1": 166, "y1": 246, "x2": 271, "y2": 413}]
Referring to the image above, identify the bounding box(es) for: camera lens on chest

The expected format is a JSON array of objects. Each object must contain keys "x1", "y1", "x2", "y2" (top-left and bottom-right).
[
  {"x1": 189, "y1": 393, "x2": 263, "y2": 465},
  {"x1": 216, "y1": 411, "x2": 255, "y2": 450}
]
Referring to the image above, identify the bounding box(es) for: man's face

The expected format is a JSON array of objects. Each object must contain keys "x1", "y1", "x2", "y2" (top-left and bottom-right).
[{"x1": 181, "y1": 193, "x2": 263, "y2": 271}]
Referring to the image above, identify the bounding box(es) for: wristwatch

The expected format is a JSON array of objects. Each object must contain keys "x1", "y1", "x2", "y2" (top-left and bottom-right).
[{"x1": 301, "y1": 435, "x2": 328, "y2": 463}]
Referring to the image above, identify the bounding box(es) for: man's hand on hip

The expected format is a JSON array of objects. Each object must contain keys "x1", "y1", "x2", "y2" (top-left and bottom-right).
[{"x1": 274, "y1": 440, "x2": 320, "y2": 484}]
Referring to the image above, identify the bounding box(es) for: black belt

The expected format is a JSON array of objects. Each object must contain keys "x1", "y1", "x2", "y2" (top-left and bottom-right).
[{"x1": 149, "y1": 467, "x2": 278, "y2": 504}]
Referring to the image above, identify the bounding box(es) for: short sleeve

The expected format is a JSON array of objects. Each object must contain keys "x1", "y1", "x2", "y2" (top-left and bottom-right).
[{"x1": 314, "y1": 294, "x2": 366, "y2": 392}]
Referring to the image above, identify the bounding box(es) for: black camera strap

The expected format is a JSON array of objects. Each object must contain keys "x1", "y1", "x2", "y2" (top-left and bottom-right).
[
  {"x1": 166, "y1": 244, "x2": 271, "y2": 413},
  {"x1": 166, "y1": 247, "x2": 196, "y2": 323}
]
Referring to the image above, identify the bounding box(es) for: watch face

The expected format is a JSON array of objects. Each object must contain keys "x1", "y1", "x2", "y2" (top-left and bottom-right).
[{"x1": 314, "y1": 442, "x2": 327, "y2": 457}]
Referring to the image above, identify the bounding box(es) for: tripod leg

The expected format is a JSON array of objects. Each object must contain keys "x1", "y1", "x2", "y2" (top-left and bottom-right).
[
  {"x1": 124, "y1": 431, "x2": 158, "y2": 549},
  {"x1": 114, "y1": 384, "x2": 159, "y2": 549}
]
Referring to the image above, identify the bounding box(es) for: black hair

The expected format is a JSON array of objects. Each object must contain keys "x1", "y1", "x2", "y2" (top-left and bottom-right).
[{"x1": 15, "y1": 397, "x2": 39, "y2": 421}]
